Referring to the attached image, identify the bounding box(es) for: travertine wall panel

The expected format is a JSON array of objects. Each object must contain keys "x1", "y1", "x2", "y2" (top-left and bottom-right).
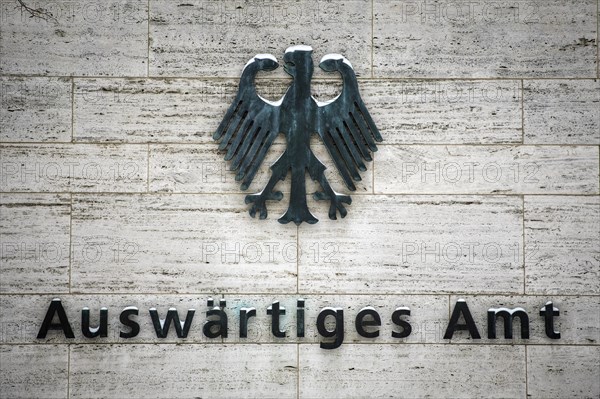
[
  {"x1": 375, "y1": 145, "x2": 599, "y2": 194},
  {"x1": 299, "y1": 344, "x2": 526, "y2": 398},
  {"x1": 149, "y1": 0, "x2": 372, "y2": 77},
  {"x1": 73, "y1": 78, "x2": 524, "y2": 144},
  {"x1": 0, "y1": 144, "x2": 148, "y2": 192},
  {"x1": 361, "y1": 79, "x2": 523, "y2": 144},
  {"x1": 0, "y1": 77, "x2": 72, "y2": 142},
  {"x1": 525, "y1": 196, "x2": 600, "y2": 295},
  {"x1": 149, "y1": 144, "x2": 372, "y2": 194},
  {"x1": 0, "y1": 0, "x2": 598, "y2": 397},
  {"x1": 527, "y1": 346, "x2": 600, "y2": 398},
  {"x1": 373, "y1": 0, "x2": 598, "y2": 78},
  {"x1": 0, "y1": 194, "x2": 70, "y2": 293},
  {"x1": 523, "y1": 80, "x2": 600, "y2": 144},
  {"x1": 69, "y1": 344, "x2": 297, "y2": 399},
  {"x1": 0, "y1": 344, "x2": 69, "y2": 399},
  {"x1": 298, "y1": 195, "x2": 523, "y2": 294},
  {"x1": 0, "y1": 0, "x2": 148, "y2": 76},
  {"x1": 70, "y1": 194, "x2": 297, "y2": 293},
  {"x1": 73, "y1": 78, "x2": 241, "y2": 143}
]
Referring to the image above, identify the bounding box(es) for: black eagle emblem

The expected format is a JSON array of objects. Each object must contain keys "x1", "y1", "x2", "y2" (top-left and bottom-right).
[{"x1": 214, "y1": 45, "x2": 382, "y2": 225}]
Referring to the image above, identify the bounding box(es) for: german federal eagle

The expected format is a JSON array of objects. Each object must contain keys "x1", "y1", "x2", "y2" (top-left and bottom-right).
[{"x1": 214, "y1": 45, "x2": 382, "y2": 225}]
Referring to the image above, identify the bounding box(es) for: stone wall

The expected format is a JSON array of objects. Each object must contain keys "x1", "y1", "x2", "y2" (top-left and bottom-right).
[{"x1": 1, "y1": 0, "x2": 599, "y2": 398}]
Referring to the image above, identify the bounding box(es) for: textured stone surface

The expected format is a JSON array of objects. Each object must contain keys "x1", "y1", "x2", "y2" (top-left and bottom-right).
[
  {"x1": 525, "y1": 195, "x2": 600, "y2": 295},
  {"x1": 0, "y1": 0, "x2": 598, "y2": 397},
  {"x1": 373, "y1": 0, "x2": 598, "y2": 77},
  {"x1": 0, "y1": 344, "x2": 68, "y2": 399},
  {"x1": 70, "y1": 194, "x2": 297, "y2": 293},
  {"x1": 0, "y1": 144, "x2": 148, "y2": 192},
  {"x1": 524, "y1": 79, "x2": 600, "y2": 144},
  {"x1": 149, "y1": 144, "x2": 372, "y2": 194},
  {"x1": 0, "y1": 194, "x2": 70, "y2": 293},
  {"x1": 527, "y1": 346, "x2": 600, "y2": 398},
  {"x1": 74, "y1": 78, "x2": 240, "y2": 143},
  {"x1": 72, "y1": 78, "x2": 523, "y2": 145},
  {"x1": 299, "y1": 344, "x2": 526, "y2": 398},
  {"x1": 149, "y1": 0, "x2": 372, "y2": 77},
  {"x1": 0, "y1": 77, "x2": 72, "y2": 142},
  {"x1": 0, "y1": 0, "x2": 148, "y2": 76},
  {"x1": 361, "y1": 80, "x2": 522, "y2": 144},
  {"x1": 375, "y1": 145, "x2": 600, "y2": 194},
  {"x1": 69, "y1": 344, "x2": 297, "y2": 399},
  {"x1": 298, "y1": 195, "x2": 523, "y2": 294},
  {"x1": 448, "y1": 295, "x2": 600, "y2": 345},
  {"x1": 149, "y1": 144, "x2": 279, "y2": 193}
]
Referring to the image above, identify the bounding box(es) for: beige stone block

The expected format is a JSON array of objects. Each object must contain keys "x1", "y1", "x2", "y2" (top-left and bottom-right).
[
  {"x1": 71, "y1": 194, "x2": 297, "y2": 293},
  {"x1": 527, "y1": 346, "x2": 600, "y2": 398},
  {"x1": 0, "y1": 194, "x2": 70, "y2": 293},
  {"x1": 374, "y1": 0, "x2": 598, "y2": 78},
  {"x1": 149, "y1": 0, "x2": 372, "y2": 77},
  {"x1": 300, "y1": 344, "x2": 526, "y2": 398},
  {"x1": 0, "y1": 144, "x2": 148, "y2": 192},
  {"x1": 298, "y1": 195, "x2": 523, "y2": 294},
  {"x1": 0, "y1": 344, "x2": 68, "y2": 399},
  {"x1": 1, "y1": 77, "x2": 72, "y2": 142},
  {"x1": 0, "y1": 0, "x2": 148, "y2": 76},
  {"x1": 524, "y1": 79, "x2": 600, "y2": 144},
  {"x1": 69, "y1": 344, "x2": 297, "y2": 399},
  {"x1": 375, "y1": 145, "x2": 599, "y2": 194},
  {"x1": 525, "y1": 196, "x2": 600, "y2": 294}
]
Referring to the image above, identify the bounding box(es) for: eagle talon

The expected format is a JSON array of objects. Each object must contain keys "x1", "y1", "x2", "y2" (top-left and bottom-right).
[
  {"x1": 245, "y1": 190, "x2": 283, "y2": 220},
  {"x1": 247, "y1": 198, "x2": 268, "y2": 220},
  {"x1": 313, "y1": 191, "x2": 352, "y2": 220}
]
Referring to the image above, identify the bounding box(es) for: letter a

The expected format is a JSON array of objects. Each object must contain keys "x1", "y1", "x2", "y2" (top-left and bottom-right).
[
  {"x1": 37, "y1": 299, "x2": 75, "y2": 339},
  {"x1": 443, "y1": 300, "x2": 481, "y2": 339}
]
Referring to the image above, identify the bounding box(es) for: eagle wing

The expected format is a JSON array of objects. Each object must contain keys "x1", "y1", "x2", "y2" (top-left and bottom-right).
[
  {"x1": 214, "y1": 54, "x2": 283, "y2": 190},
  {"x1": 315, "y1": 55, "x2": 383, "y2": 190}
]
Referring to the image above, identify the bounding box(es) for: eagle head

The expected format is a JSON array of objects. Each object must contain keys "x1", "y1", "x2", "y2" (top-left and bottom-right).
[
  {"x1": 254, "y1": 55, "x2": 279, "y2": 71},
  {"x1": 243, "y1": 54, "x2": 279, "y2": 73},
  {"x1": 319, "y1": 54, "x2": 353, "y2": 72},
  {"x1": 283, "y1": 45, "x2": 314, "y2": 78}
]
